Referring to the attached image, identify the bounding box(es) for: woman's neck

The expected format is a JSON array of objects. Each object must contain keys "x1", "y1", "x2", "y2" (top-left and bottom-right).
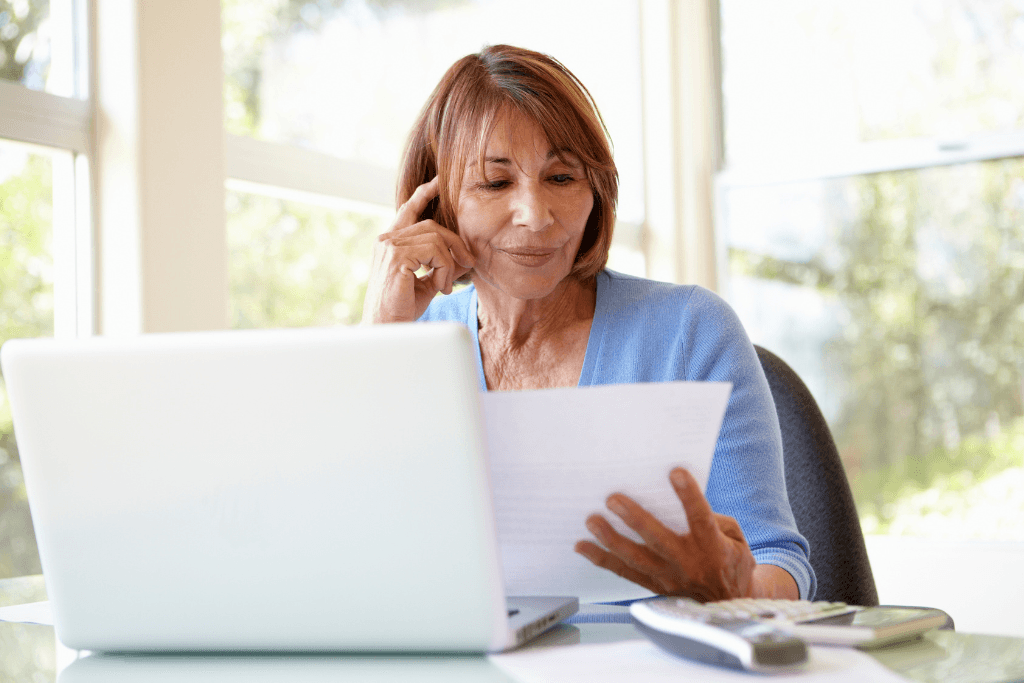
[
  {"x1": 473, "y1": 275, "x2": 597, "y2": 391},
  {"x1": 474, "y1": 275, "x2": 596, "y2": 348}
]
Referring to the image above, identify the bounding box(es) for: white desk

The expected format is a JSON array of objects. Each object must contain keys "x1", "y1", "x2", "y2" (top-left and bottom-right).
[{"x1": 3, "y1": 576, "x2": 1023, "y2": 682}]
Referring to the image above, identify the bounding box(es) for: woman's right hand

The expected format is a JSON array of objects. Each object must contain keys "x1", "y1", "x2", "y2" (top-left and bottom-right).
[{"x1": 361, "y1": 177, "x2": 476, "y2": 324}]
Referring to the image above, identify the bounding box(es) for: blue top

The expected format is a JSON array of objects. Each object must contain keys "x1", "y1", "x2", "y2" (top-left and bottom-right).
[{"x1": 420, "y1": 268, "x2": 816, "y2": 600}]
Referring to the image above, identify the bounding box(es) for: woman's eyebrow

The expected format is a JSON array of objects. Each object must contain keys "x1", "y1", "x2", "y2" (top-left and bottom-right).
[
  {"x1": 550, "y1": 149, "x2": 583, "y2": 165},
  {"x1": 474, "y1": 151, "x2": 581, "y2": 166}
]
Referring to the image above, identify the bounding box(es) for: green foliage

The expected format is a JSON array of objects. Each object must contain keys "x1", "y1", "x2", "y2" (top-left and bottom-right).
[
  {"x1": 834, "y1": 161, "x2": 1024, "y2": 497},
  {"x1": 857, "y1": 417, "x2": 1024, "y2": 538},
  {"x1": 855, "y1": 416, "x2": 1024, "y2": 509},
  {"x1": 0, "y1": 151, "x2": 54, "y2": 436},
  {"x1": 0, "y1": 149, "x2": 51, "y2": 578},
  {"x1": 227, "y1": 190, "x2": 382, "y2": 328},
  {"x1": 0, "y1": 0, "x2": 48, "y2": 87},
  {"x1": 732, "y1": 158, "x2": 1024, "y2": 539},
  {"x1": 0, "y1": 0, "x2": 53, "y2": 580}
]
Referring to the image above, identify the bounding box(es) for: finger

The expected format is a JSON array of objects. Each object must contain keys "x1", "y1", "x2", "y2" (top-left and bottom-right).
[
  {"x1": 395, "y1": 176, "x2": 440, "y2": 228},
  {"x1": 424, "y1": 263, "x2": 450, "y2": 296},
  {"x1": 445, "y1": 253, "x2": 457, "y2": 293},
  {"x1": 385, "y1": 221, "x2": 475, "y2": 271},
  {"x1": 585, "y1": 514, "x2": 670, "y2": 578},
  {"x1": 433, "y1": 223, "x2": 474, "y2": 270},
  {"x1": 388, "y1": 246, "x2": 451, "y2": 286},
  {"x1": 450, "y1": 238, "x2": 474, "y2": 271},
  {"x1": 382, "y1": 232, "x2": 456, "y2": 277},
  {"x1": 605, "y1": 493, "x2": 682, "y2": 562},
  {"x1": 669, "y1": 468, "x2": 719, "y2": 542},
  {"x1": 406, "y1": 234, "x2": 459, "y2": 294},
  {"x1": 409, "y1": 263, "x2": 452, "y2": 297},
  {"x1": 713, "y1": 513, "x2": 746, "y2": 543},
  {"x1": 574, "y1": 541, "x2": 666, "y2": 595}
]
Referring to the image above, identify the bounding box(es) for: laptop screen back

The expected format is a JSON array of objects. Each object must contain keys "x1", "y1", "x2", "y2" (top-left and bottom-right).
[{"x1": 2, "y1": 323, "x2": 508, "y2": 651}]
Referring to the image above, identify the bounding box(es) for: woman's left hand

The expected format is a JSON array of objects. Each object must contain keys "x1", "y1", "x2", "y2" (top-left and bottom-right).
[{"x1": 574, "y1": 467, "x2": 756, "y2": 602}]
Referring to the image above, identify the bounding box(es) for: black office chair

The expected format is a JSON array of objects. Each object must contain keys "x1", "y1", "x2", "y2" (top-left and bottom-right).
[
  {"x1": 753, "y1": 345, "x2": 879, "y2": 607},
  {"x1": 755, "y1": 345, "x2": 954, "y2": 629}
]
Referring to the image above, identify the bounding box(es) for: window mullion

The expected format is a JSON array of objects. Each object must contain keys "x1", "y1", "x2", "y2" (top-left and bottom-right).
[
  {"x1": 0, "y1": 81, "x2": 91, "y2": 154},
  {"x1": 719, "y1": 130, "x2": 1024, "y2": 189},
  {"x1": 224, "y1": 134, "x2": 396, "y2": 210}
]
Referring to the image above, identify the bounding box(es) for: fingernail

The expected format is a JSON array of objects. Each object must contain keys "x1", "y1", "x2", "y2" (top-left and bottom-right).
[
  {"x1": 670, "y1": 469, "x2": 688, "y2": 488},
  {"x1": 607, "y1": 496, "x2": 627, "y2": 518},
  {"x1": 585, "y1": 517, "x2": 601, "y2": 535}
]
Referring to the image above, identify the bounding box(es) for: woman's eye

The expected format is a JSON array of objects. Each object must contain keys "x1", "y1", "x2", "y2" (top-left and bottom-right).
[
  {"x1": 549, "y1": 174, "x2": 575, "y2": 184},
  {"x1": 481, "y1": 180, "x2": 510, "y2": 190}
]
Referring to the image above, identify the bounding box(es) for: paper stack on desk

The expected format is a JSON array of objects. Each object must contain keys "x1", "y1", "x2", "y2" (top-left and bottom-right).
[
  {"x1": 481, "y1": 381, "x2": 731, "y2": 603},
  {"x1": 0, "y1": 601, "x2": 53, "y2": 625},
  {"x1": 489, "y1": 639, "x2": 913, "y2": 683}
]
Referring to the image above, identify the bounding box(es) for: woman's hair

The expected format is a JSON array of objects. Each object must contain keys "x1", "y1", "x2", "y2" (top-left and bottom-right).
[{"x1": 398, "y1": 44, "x2": 619, "y2": 281}]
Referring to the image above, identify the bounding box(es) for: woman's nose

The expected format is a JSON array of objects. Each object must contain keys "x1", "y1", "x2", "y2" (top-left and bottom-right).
[{"x1": 511, "y1": 183, "x2": 554, "y2": 231}]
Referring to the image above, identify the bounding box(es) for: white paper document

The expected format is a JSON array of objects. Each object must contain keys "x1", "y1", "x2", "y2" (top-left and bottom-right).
[
  {"x1": 482, "y1": 381, "x2": 731, "y2": 602},
  {"x1": 489, "y1": 640, "x2": 913, "y2": 683},
  {"x1": 0, "y1": 600, "x2": 54, "y2": 625}
]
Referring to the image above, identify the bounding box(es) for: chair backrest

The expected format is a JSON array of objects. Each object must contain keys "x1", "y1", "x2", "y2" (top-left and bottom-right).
[{"x1": 754, "y1": 345, "x2": 879, "y2": 606}]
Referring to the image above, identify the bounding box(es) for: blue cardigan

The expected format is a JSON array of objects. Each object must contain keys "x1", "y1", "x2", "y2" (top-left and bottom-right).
[{"x1": 421, "y1": 268, "x2": 816, "y2": 600}]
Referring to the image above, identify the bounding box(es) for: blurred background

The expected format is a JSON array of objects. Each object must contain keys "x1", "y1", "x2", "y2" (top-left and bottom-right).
[{"x1": 1, "y1": 0, "x2": 1022, "y2": 635}]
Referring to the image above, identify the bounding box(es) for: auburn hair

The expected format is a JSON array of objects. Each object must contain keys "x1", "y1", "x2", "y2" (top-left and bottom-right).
[{"x1": 397, "y1": 44, "x2": 619, "y2": 282}]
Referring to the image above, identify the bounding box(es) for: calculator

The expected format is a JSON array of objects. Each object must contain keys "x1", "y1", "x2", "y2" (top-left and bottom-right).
[
  {"x1": 630, "y1": 597, "x2": 808, "y2": 672},
  {"x1": 633, "y1": 596, "x2": 948, "y2": 660}
]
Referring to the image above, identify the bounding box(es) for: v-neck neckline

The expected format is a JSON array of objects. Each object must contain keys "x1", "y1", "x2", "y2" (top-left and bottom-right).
[{"x1": 466, "y1": 270, "x2": 610, "y2": 391}]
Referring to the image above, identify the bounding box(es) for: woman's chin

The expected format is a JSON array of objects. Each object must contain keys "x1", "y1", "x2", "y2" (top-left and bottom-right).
[{"x1": 473, "y1": 268, "x2": 574, "y2": 302}]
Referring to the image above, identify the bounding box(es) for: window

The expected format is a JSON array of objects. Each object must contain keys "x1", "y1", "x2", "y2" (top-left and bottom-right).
[
  {"x1": 1, "y1": 0, "x2": 75, "y2": 96},
  {"x1": 0, "y1": 143, "x2": 52, "y2": 578},
  {"x1": 718, "y1": 0, "x2": 1024, "y2": 540},
  {"x1": 227, "y1": 187, "x2": 384, "y2": 328},
  {"x1": 0, "y1": 0, "x2": 89, "y2": 579}
]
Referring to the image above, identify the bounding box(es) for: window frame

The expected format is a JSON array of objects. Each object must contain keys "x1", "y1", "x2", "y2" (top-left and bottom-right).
[
  {"x1": 714, "y1": 129, "x2": 1024, "y2": 295},
  {"x1": 0, "y1": 0, "x2": 94, "y2": 339},
  {"x1": 711, "y1": 1, "x2": 1024, "y2": 555}
]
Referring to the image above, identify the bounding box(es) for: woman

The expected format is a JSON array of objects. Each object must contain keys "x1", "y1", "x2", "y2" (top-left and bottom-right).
[{"x1": 363, "y1": 45, "x2": 814, "y2": 602}]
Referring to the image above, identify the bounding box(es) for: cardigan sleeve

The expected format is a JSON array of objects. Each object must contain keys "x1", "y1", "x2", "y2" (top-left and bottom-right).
[{"x1": 679, "y1": 287, "x2": 816, "y2": 600}]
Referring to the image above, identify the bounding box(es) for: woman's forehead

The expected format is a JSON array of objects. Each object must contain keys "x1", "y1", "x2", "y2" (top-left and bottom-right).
[{"x1": 464, "y1": 111, "x2": 581, "y2": 169}]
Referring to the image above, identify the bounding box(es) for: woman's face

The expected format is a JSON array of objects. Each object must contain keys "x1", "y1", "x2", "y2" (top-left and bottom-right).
[{"x1": 456, "y1": 113, "x2": 594, "y2": 301}]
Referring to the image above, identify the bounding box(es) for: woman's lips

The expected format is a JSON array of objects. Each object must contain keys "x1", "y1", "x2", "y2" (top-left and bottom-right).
[{"x1": 499, "y1": 248, "x2": 558, "y2": 267}]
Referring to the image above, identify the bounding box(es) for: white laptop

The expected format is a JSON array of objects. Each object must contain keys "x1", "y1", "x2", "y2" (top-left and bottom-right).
[{"x1": 0, "y1": 322, "x2": 577, "y2": 653}]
